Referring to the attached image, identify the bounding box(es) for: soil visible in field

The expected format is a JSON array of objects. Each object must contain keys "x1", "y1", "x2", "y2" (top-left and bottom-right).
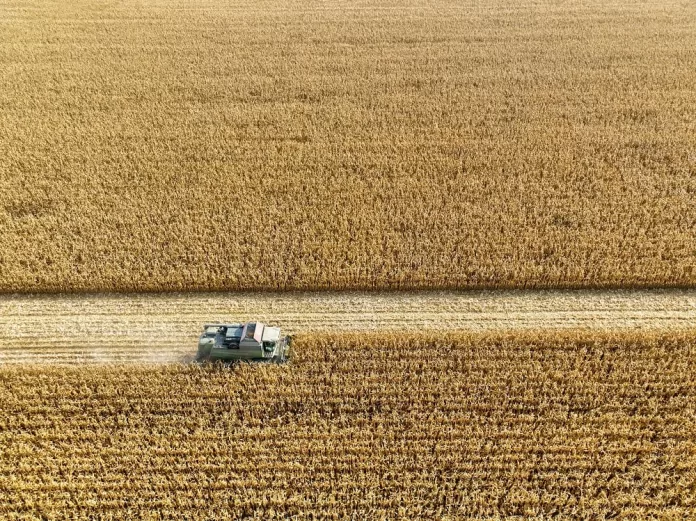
[{"x1": 1, "y1": 289, "x2": 694, "y2": 364}]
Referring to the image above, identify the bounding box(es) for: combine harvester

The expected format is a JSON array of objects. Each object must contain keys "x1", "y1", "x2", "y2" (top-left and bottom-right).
[{"x1": 196, "y1": 321, "x2": 291, "y2": 364}]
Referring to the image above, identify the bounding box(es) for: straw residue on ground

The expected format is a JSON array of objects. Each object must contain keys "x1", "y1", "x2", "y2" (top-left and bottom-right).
[{"x1": 1, "y1": 289, "x2": 695, "y2": 364}]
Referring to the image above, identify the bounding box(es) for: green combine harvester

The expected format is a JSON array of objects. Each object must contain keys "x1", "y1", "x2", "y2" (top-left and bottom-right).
[{"x1": 196, "y1": 321, "x2": 291, "y2": 364}]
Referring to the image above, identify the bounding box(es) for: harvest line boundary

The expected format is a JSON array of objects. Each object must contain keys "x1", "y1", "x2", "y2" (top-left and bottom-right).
[{"x1": 1, "y1": 289, "x2": 694, "y2": 364}]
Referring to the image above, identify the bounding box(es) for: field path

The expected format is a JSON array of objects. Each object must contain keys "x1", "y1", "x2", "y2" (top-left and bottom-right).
[{"x1": 1, "y1": 289, "x2": 695, "y2": 364}]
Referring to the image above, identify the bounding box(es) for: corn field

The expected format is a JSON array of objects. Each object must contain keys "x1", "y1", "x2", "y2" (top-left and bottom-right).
[
  {"x1": 1, "y1": 0, "x2": 695, "y2": 292},
  {"x1": 1, "y1": 331, "x2": 695, "y2": 519}
]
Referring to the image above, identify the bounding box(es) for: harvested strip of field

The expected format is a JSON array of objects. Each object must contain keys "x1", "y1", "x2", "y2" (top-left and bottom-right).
[
  {"x1": 1, "y1": 289, "x2": 695, "y2": 364},
  {"x1": 1, "y1": 0, "x2": 695, "y2": 293},
  {"x1": 1, "y1": 331, "x2": 695, "y2": 519}
]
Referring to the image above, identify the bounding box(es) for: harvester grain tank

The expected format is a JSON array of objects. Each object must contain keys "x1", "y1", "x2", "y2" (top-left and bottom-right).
[{"x1": 196, "y1": 321, "x2": 291, "y2": 363}]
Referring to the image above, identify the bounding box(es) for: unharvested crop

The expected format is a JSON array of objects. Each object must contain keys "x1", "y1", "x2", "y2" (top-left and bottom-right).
[
  {"x1": 0, "y1": 0, "x2": 695, "y2": 292},
  {"x1": 1, "y1": 331, "x2": 695, "y2": 519}
]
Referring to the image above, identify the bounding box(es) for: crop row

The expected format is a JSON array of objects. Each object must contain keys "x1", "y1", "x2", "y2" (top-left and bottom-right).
[
  {"x1": 1, "y1": 0, "x2": 695, "y2": 292},
  {"x1": 1, "y1": 331, "x2": 695, "y2": 519}
]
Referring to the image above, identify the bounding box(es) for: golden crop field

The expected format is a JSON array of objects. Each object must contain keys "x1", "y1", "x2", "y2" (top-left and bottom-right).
[
  {"x1": 1, "y1": 0, "x2": 695, "y2": 292},
  {"x1": 1, "y1": 331, "x2": 695, "y2": 519}
]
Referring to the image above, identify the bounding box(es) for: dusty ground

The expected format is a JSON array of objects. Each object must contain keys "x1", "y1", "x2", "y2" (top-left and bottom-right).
[{"x1": 1, "y1": 289, "x2": 694, "y2": 364}]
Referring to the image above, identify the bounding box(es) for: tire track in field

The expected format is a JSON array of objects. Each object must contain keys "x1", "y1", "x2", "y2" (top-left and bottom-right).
[{"x1": 0, "y1": 289, "x2": 694, "y2": 364}]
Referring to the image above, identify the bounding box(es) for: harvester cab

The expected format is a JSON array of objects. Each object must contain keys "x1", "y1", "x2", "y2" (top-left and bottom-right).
[{"x1": 196, "y1": 321, "x2": 291, "y2": 363}]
